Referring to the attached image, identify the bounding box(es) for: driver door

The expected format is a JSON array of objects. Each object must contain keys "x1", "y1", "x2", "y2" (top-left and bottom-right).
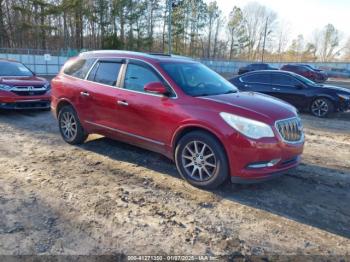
[
  {"x1": 112, "y1": 60, "x2": 180, "y2": 150},
  {"x1": 270, "y1": 73, "x2": 307, "y2": 108}
]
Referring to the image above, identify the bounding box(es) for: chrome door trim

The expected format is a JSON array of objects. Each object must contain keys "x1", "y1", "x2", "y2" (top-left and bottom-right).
[
  {"x1": 63, "y1": 57, "x2": 178, "y2": 99},
  {"x1": 85, "y1": 120, "x2": 165, "y2": 146},
  {"x1": 84, "y1": 59, "x2": 98, "y2": 80}
]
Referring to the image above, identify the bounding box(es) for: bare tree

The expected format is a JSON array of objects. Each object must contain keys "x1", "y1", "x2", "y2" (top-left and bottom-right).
[
  {"x1": 318, "y1": 24, "x2": 341, "y2": 62},
  {"x1": 242, "y1": 2, "x2": 277, "y2": 60}
]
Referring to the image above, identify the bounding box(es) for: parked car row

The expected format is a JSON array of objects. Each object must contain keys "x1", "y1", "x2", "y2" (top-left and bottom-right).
[
  {"x1": 320, "y1": 67, "x2": 350, "y2": 79},
  {"x1": 0, "y1": 53, "x2": 348, "y2": 189},
  {"x1": 230, "y1": 70, "x2": 350, "y2": 117},
  {"x1": 238, "y1": 63, "x2": 329, "y2": 83},
  {"x1": 50, "y1": 51, "x2": 304, "y2": 189}
]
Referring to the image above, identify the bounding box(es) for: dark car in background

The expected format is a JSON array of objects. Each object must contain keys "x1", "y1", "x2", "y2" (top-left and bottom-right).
[
  {"x1": 238, "y1": 63, "x2": 277, "y2": 75},
  {"x1": 281, "y1": 64, "x2": 328, "y2": 83},
  {"x1": 0, "y1": 59, "x2": 51, "y2": 110},
  {"x1": 324, "y1": 68, "x2": 350, "y2": 79},
  {"x1": 230, "y1": 70, "x2": 350, "y2": 117}
]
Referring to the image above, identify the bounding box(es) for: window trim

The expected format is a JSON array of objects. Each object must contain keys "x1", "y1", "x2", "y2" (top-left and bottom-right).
[
  {"x1": 121, "y1": 59, "x2": 176, "y2": 98},
  {"x1": 64, "y1": 57, "x2": 178, "y2": 99},
  {"x1": 85, "y1": 59, "x2": 124, "y2": 87}
]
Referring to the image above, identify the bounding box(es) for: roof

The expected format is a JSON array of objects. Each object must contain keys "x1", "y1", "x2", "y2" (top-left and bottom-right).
[
  {"x1": 79, "y1": 50, "x2": 195, "y2": 63},
  {"x1": 238, "y1": 69, "x2": 298, "y2": 76}
]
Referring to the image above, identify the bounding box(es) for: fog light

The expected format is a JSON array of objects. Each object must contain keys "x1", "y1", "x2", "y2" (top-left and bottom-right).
[{"x1": 247, "y1": 158, "x2": 281, "y2": 169}]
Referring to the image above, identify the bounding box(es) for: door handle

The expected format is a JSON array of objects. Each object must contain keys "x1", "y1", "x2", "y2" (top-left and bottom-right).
[
  {"x1": 272, "y1": 88, "x2": 280, "y2": 91},
  {"x1": 117, "y1": 100, "x2": 129, "y2": 106},
  {"x1": 80, "y1": 91, "x2": 90, "y2": 97}
]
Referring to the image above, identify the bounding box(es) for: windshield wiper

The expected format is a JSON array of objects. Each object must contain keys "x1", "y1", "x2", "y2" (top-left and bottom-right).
[
  {"x1": 193, "y1": 93, "x2": 211, "y2": 97},
  {"x1": 222, "y1": 90, "x2": 237, "y2": 94}
]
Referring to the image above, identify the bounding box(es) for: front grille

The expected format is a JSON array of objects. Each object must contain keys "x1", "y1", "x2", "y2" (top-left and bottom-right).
[
  {"x1": 11, "y1": 85, "x2": 47, "y2": 96},
  {"x1": 275, "y1": 117, "x2": 303, "y2": 143}
]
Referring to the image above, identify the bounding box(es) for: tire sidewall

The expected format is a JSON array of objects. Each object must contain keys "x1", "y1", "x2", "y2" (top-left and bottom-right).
[
  {"x1": 175, "y1": 131, "x2": 229, "y2": 189},
  {"x1": 58, "y1": 106, "x2": 87, "y2": 144}
]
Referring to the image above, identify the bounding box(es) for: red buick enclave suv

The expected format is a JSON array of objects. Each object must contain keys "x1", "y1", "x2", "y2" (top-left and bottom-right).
[
  {"x1": 0, "y1": 59, "x2": 51, "y2": 109},
  {"x1": 51, "y1": 51, "x2": 304, "y2": 189}
]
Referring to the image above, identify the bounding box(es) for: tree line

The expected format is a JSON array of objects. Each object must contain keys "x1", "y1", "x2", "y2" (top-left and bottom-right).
[{"x1": 0, "y1": 0, "x2": 349, "y2": 62}]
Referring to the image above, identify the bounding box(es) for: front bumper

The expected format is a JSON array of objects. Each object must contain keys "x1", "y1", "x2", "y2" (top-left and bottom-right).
[
  {"x1": 226, "y1": 132, "x2": 304, "y2": 183},
  {"x1": 0, "y1": 91, "x2": 51, "y2": 110},
  {"x1": 339, "y1": 98, "x2": 350, "y2": 112},
  {"x1": 0, "y1": 100, "x2": 51, "y2": 109}
]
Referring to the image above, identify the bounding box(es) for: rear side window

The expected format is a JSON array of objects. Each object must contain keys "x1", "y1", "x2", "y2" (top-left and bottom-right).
[
  {"x1": 271, "y1": 74, "x2": 299, "y2": 86},
  {"x1": 124, "y1": 64, "x2": 160, "y2": 92},
  {"x1": 241, "y1": 73, "x2": 270, "y2": 84},
  {"x1": 63, "y1": 59, "x2": 95, "y2": 79},
  {"x1": 88, "y1": 61, "x2": 122, "y2": 86}
]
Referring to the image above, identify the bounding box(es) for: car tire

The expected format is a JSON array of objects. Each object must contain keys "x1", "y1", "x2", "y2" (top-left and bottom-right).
[
  {"x1": 58, "y1": 105, "x2": 88, "y2": 144},
  {"x1": 175, "y1": 131, "x2": 229, "y2": 189},
  {"x1": 310, "y1": 97, "x2": 334, "y2": 118}
]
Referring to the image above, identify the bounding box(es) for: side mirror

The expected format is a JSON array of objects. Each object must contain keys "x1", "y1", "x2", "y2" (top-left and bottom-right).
[{"x1": 144, "y1": 82, "x2": 168, "y2": 95}]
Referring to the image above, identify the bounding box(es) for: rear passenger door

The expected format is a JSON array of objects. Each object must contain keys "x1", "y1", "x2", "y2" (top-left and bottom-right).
[
  {"x1": 81, "y1": 59, "x2": 125, "y2": 128},
  {"x1": 239, "y1": 72, "x2": 272, "y2": 94}
]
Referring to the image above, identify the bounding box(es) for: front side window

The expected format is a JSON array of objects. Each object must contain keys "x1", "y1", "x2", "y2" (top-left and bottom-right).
[
  {"x1": 90, "y1": 61, "x2": 122, "y2": 86},
  {"x1": 124, "y1": 64, "x2": 160, "y2": 92},
  {"x1": 63, "y1": 59, "x2": 95, "y2": 79},
  {"x1": 0, "y1": 61, "x2": 33, "y2": 76},
  {"x1": 160, "y1": 62, "x2": 237, "y2": 97},
  {"x1": 271, "y1": 74, "x2": 299, "y2": 87}
]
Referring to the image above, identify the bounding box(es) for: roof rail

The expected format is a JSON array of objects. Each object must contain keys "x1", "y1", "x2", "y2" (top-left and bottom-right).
[{"x1": 148, "y1": 53, "x2": 172, "y2": 57}]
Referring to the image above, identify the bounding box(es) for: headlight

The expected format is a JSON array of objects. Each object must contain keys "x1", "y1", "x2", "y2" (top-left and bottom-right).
[
  {"x1": 338, "y1": 94, "x2": 350, "y2": 100},
  {"x1": 220, "y1": 112, "x2": 275, "y2": 139},
  {"x1": 0, "y1": 84, "x2": 12, "y2": 91}
]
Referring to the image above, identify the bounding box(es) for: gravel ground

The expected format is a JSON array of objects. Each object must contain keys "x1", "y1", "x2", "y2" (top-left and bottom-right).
[{"x1": 0, "y1": 109, "x2": 349, "y2": 259}]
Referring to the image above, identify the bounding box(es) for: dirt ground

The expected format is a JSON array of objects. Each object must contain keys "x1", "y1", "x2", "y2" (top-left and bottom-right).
[{"x1": 0, "y1": 108, "x2": 349, "y2": 259}]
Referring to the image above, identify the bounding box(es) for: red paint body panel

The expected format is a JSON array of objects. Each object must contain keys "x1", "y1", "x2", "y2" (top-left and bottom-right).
[{"x1": 51, "y1": 52, "x2": 304, "y2": 182}]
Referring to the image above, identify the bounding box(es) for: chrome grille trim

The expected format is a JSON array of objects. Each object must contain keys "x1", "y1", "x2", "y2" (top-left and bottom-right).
[
  {"x1": 11, "y1": 86, "x2": 47, "y2": 92},
  {"x1": 275, "y1": 117, "x2": 304, "y2": 144}
]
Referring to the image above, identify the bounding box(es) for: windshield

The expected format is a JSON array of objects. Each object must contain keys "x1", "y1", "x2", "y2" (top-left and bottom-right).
[
  {"x1": 160, "y1": 62, "x2": 238, "y2": 96},
  {"x1": 0, "y1": 61, "x2": 34, "y2": 76}
]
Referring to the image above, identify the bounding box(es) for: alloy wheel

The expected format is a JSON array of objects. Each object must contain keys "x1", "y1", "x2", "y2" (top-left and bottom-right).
[
  {"x1": 60, "y1": 111, "x2": 78, "y2": 141},
  {"x1": 311, "y1": 99, "x2": 329, "y2": 117},
  {"x1": 181, "y1": 140, "x2": 217, "y2": 182}
]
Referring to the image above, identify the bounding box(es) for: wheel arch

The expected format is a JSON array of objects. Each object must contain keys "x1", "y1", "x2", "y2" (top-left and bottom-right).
[
  {"x1": 171, "y1": 124, "x2": 229, "y2": 162},
  {"x1": 56, "y1": 98, "x2": 77, "y2": 117}
]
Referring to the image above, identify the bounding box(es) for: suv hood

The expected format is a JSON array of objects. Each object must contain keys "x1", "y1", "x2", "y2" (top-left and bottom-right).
[
  {"x1": 0, "y1": 76, "x2": 47, "y2": 86},
  {"x1": 202, "y1": 92, "x2": 297, "y2": 124}
]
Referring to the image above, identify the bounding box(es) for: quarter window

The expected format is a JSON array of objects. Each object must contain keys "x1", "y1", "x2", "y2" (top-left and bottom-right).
[
  {"x1": 124, "y1": 64, "x2": 160, "y2": 92},
  {"x1": 64, "y1": 59, "x2": 95, "y2": 79},
  {"x1": 90, "y1": 61, "x2": 122, "y2": 86}
]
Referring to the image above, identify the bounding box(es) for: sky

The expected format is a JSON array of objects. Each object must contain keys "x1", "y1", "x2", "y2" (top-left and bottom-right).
[{"x1": 208, "y1": 0, "x2": 349, "y2": 43}]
